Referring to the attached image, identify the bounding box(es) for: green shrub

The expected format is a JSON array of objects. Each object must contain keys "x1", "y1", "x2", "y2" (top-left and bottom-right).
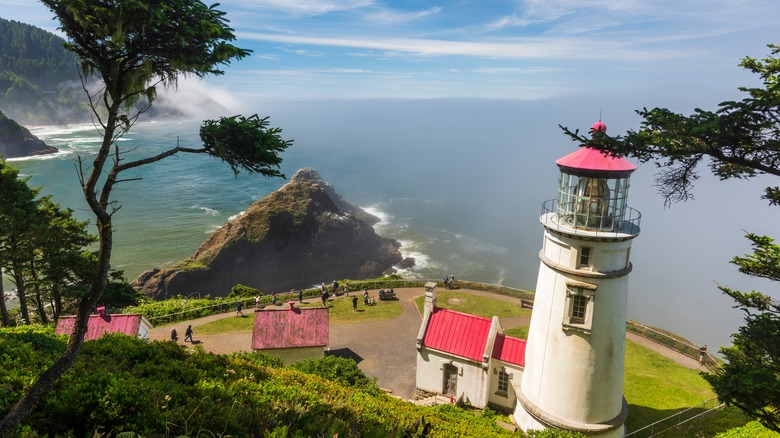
[
  {"x1": 291, "y1": 355, "x2": 381, "y2": 396},
  {"x1": 229, "y1": 283, "x2": 262, "y2": 299}
]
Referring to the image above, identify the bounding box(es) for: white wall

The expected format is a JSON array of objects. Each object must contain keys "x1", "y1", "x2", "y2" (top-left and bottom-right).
[{"x1": 416, "y1": 347, "x2": 490, "y2": 408}]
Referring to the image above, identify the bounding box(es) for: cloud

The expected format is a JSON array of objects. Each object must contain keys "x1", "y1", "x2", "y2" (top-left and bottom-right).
[
  {"x1": 366, "y1": 7, "x2": 443, "y2": 25},
  {"x1": 229, "y1": 0, "x2": 373, "y2": 16},
  {"x1": 237, "y1": 32, "x2": 671, "y2": 61},
  {"x1": 481, "y1": 14, "x2": 536, "y2": 33},
  {"x1": 473, "y1": 66, "x2": 566, "y2": 74}
]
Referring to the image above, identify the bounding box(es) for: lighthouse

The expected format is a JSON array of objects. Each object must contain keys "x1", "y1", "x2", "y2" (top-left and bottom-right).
[{"x1": 515, "y1": 122, "x2": 640, "y2": 437}]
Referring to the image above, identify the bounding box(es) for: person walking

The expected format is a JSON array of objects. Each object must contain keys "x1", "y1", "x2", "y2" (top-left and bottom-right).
[
  {"x1": 255, "y1": 295, "x2": 260, "y2": 309},
  {"x1": 321, "y1": 288, "x2": 329, "y2": 307},
  {"x1": 184, "y1": 325, "x2": 193, "y2": 342},
  {"x1": 170, "y1": 328, "x2": 178, "y2": 342},
  {"x1": 298, "y1": 289, "x2": 303, "y2": 302},
  {"x1": 236, "y1": 302, "x2": 244, "y2": 316},
  {"x1": 699, "y1": 344, "x2": 707, "y2": 365},
  {"x1": 352, "y1": 295, "x2": 358, "y2": 312},
  {"x1": 363, "y1": 289, "x2": 369, "y2": 306}
]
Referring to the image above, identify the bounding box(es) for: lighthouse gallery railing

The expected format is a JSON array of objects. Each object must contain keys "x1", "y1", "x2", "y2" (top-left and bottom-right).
[{"x1": 541, "y1": 199, "x2": 641, "y2": 237}]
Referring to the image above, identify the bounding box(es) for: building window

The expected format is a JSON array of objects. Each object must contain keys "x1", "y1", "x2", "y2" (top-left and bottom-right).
[
  {"x1": 578, "y1": 246, "x2": 592, "y2": 269},
  {"x1": 497, "y1": 370, "x2": 509, "y2": 396},
  {"x1": 563, "y1": 285, "x2": 595, "y2": 333}
]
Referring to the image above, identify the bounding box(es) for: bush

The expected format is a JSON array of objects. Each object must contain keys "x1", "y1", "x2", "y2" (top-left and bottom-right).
[
  {"x1": 291, "y1": 355, "x2": 381, "y2": 396},
  {"x1": 229, "y1": 283, "x2": 262, "y2": 299}
]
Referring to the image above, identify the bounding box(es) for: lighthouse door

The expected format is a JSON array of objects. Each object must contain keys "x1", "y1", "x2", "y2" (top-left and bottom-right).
[{"x1": 443, "y1": 364, "x2": 458, "y2": 395}]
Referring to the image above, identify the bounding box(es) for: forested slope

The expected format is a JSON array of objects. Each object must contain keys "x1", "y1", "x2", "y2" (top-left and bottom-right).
[{"x1": 0, "y1": 17, "x2": 82, "y2": 125}]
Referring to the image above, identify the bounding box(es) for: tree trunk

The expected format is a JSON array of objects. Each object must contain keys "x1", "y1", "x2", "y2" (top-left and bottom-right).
[
  {"x1": 30, "y1": 256, "x2": 48, "y2": 324},
  {"x1": 0, "y1": 267, "x2": 9, "y2": 327},
  {"x1": 0, "y1": 216, "x2": 112, "y2": 434},
  {"x1": 34, "y1": 291, "x2": 48, "y2": 325},
  {"x1": 51, "y1": 291, "x2": 61, "y2": 323},
  {"x1": 12, "y1": 266, "x2": 29, "y2": 324}
]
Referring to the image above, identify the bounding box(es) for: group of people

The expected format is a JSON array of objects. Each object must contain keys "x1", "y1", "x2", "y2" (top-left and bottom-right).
[
  {"x1": 170, "y1": 325, "x2": 194, "y2": 343},
  {"x1": 443, "y1": 274, "x2": 456, "y2": 289},
  {"x1": 350, "y1": 289, "x2": 372, "y2": 311}
]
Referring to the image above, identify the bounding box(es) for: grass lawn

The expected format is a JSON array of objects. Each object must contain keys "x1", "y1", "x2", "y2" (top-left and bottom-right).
[
  {"x1": 623, "y1": 340, "x2": 716, "y2": 432},
  {"x1": 197, "y1": 295, "x2": 403, "y2": 334},
  {"x1": 503, "y1": 325, "x2": 529, "y2": 339},
  {"x1": 299, "y1": 294, "x2": 403, "y2": 323},
  {"x1": 414, "y1": 291, "x2": 530, "y2": 319},
  {"x1": 196, "y1": 314, "x2": 254, "y2": 334}
]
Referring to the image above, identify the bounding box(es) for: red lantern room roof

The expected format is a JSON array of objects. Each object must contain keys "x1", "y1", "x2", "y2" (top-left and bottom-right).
[{"x1": 555, "y1": 121, "x2": 636, "y2": 177}]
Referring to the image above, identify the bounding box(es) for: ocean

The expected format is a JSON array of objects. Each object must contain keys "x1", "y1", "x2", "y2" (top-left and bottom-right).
[{"x1": 6, "y1": 98, "x2": 780, "y2": 352}]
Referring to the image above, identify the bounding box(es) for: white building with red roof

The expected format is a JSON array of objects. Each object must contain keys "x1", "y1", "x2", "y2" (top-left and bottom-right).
[
  {"x1": 252, "y1": 302, "x2": 329, "y2": 363},
  {"x1": 417, "y1": 121, "x2": 641, "y2": 436},
  {"x1": 56, "y1": 306, "x2": 153, "y2": 340},
  {"x1": 415, "y1": 282, "x2": 526, "y2": 413}
]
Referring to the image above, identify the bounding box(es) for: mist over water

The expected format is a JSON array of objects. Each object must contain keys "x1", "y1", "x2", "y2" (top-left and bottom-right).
[{"x1": 8, "y1": 97, "x2": 780, "y2": 353}]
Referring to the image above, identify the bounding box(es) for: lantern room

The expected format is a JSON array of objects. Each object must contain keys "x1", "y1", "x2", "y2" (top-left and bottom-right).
[{"x1": 553, "y1": 122, "x2": 637, "y2": 232}]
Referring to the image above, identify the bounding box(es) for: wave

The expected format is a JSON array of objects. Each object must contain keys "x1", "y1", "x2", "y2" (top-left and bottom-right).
[
  {"x1": 7, "y1": 148, "x2": 73, "y2": 162},
  {"x1": 361, "y1": 204, "x2": 390, "y2": 223},
  {"x1": 228, "y1": 211, "x2": 245, "y2": 222},
  {"x1": 28, "y1": 124, "x2": 98, "y2": 137},
  {"x1": 191, "y1": 205, "x2": 219, "y2": 216}
]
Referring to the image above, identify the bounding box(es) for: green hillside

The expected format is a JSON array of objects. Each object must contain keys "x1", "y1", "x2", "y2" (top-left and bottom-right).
[{"x1": 0, "y1": 17, "x2": 83, "y2": 124}]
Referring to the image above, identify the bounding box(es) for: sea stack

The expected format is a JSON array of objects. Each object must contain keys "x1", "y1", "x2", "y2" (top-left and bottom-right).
[{"x1": 133, "y1": 168, "x2": 403, "y2": 299}]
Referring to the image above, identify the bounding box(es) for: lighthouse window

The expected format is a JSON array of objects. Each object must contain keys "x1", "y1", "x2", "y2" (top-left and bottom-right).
[
  {"x1": 564, "y1": 285, "x2": 595, "y2": 332},
  {"x1": 578, "y1": 246, "x2": 592, "y2": 269},
  {"x1": 571, "y1": 295, "x2": 588, "y2": 323}
]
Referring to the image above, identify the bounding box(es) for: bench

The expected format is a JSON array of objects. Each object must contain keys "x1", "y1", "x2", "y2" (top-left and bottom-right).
[
  {"x1": 520, "y1": 299, "x2": 534, "y2": 309},
  {"x1": 378, "y1": 289, "x2": 397, "y2": 300}
]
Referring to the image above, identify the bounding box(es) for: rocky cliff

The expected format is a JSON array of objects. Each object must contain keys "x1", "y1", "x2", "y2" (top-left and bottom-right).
[
  {"x1": 132, "y1": 168, "x2": 403, "y2": 299},
  {"x1": 0, "y1": 110, "x2": 58, "y2": 158}
]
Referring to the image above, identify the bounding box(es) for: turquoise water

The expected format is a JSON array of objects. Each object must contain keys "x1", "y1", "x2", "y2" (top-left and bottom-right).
[{"x1": 9, "y1": 115, "x2": 542, "y2": 289}]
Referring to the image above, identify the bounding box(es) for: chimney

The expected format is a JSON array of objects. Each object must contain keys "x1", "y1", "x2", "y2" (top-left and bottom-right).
[
  {"x1": 424, "y1": 282, "x2": 437, "y2": 314},
  {"x1": 97, "y1": 306, "x2": 106, "y2": 318}
]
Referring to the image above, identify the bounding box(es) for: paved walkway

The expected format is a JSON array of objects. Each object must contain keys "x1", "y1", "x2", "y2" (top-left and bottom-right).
[{"x1": 148, "y1": 287, "x2": 701, "y2": 400}]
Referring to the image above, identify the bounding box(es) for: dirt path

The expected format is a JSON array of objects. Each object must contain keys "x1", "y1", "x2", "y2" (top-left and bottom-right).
[{"x1": 148, "y1": 287, "x2": 701, "y2": 399}]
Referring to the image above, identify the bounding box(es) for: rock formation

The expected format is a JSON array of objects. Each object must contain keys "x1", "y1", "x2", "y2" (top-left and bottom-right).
[
  {"x1": 0, "y1": 110, "x2": 58, "y2": 158},
  {"x1": 133, "y1": 168, "x2": 403, "y2": 299}
]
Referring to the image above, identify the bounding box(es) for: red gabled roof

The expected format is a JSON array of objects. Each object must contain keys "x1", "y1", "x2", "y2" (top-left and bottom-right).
[
  {"x1": 56, "y1": 314, "x2": 145, "y2": 340},
  {"x1": 555, "y1": 147, "x2": 636, "y2": 174},
  {"x1": 252, "y1": 307, "x2": 328, "y2": 350},
  {"x1": 422, "y1": 309, "x2": 492, "y2": 362},
  {"x1": 492, "y1": 334, "x2": 526, "y2": 366}
]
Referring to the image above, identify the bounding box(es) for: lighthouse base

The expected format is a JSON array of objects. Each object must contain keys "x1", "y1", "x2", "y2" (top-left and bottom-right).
[{"x1": 514, "y1": 389, "x2": 627, "y2": 438}]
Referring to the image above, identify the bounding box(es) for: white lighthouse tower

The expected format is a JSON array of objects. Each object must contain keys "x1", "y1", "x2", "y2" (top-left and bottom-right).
[{"x1": 515, "y1": 121, "x2": 640, "y2": 437}]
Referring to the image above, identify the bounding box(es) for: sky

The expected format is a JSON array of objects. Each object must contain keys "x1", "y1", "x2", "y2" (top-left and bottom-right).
[{"x1": 1, "y1": 0, "x2": 778, "y2": 102}]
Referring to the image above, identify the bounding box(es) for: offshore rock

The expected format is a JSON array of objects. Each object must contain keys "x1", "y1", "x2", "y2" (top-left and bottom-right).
[
  {"x1": 0, "y1": 110, "x2": 58, "y2": 158},
  {"x1": 132, "y1": 168, "x2": 402, "y2": 299}
]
